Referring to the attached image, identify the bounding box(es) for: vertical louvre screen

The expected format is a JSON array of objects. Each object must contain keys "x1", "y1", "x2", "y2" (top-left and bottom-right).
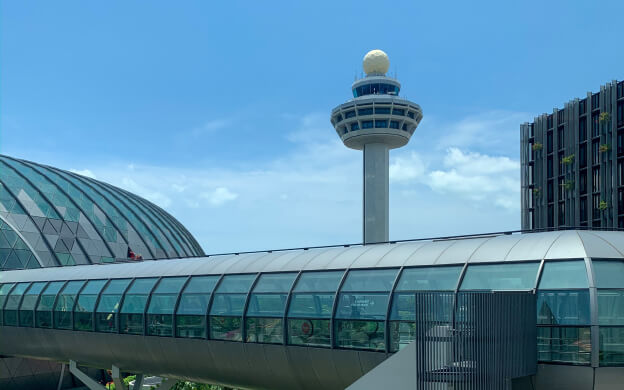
[{"x1": 415, "y1": 291, "x2": 537, "y2": 390}]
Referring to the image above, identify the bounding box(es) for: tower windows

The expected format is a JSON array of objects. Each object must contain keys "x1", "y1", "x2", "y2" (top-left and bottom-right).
[
  {"x1": 392, "y1": 108, "x2": 405, "y2": 116},
  {"x1": 361, "y1": 121, "x2": 374, "y2": 129},
  {"x1": 389, "y1": 121, "x2": 400, "y2": 129},
  {"x1": 345, "y1": 110, "x2": 356, "y2": 119},
  {"x1": 374, "y1": 107, "x2": 390, "y2": 115},
  {"x1": 358, "y1": 108, "x2": 373, "y2": 116},
  {"x1": 350, "y1": 123, "x2": 359, "y2": 131},
  {"x1": 374, "y1": 120, "x2": 387, "y2": 128}
]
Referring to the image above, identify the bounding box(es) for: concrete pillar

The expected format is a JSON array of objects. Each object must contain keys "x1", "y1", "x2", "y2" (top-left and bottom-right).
[{"x1": 363, "y1": 143, "x2": 389, "y2": 243}]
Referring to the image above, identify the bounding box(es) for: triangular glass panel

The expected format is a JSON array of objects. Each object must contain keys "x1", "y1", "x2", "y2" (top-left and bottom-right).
[
  {"x1": 0, "y1": 248, "x2": 11, "y2": 267},
  {"x1": 43, "y1": 234, "x2": 59, "y2": 249},
  {"x1": 66, "y1": 221, "x2": 79, "y2": 234},
  {"x1": 56, "y1": 252, "x2": 71, "y2": 266},
  {"x1": 2, "y1": 229, "x2": 18, "y2": 247},
  {"x1": 76, "y1": 224, "x2": 90, "y2": 239},
  {"x1": 25, "y1": 255, "x2": 41, "y2": 269},
  {"x1": 12, "y1": 236, "x2": 29, "y2": 250},
  {"x1": 20, "y1": 218, "x2": 39, "y2": 233},
  {"x1": 31, "y1": 216, "x2": 47, "y2": 230},
  {"x1": 42, "y1": 220, "x2": 57, "y2": 235},
  {"x1": 3, "y1": 250, "x2": 22, "y2": 269},
  {"x1": 48, "y1": 218, "x2": 62, "y2": 233},
  {"x1": 0, "y1": 232, "x2": 10, "y2": 248},
  {"x1": 54, "y1": 239, "x2": 69, "y2": 253},
  {"x1": 14, "y1": 249, "x2": 32, "y2": 266},
  {"x1": 61, "y1": 237, "x2": 75, "y2": 252}
]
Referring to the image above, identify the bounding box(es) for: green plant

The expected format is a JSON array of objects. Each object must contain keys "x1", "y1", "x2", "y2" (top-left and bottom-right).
[
  {"x1": 600, "y1": 144, "x2": 611, "y2": 153},
  {"x1": 560, "y1": 180, "x2": 574, "y2": 191},
  {"x1": 532, "y1": 142, "x2": 543, "y2": 151},
  {"x1": 532, "y1": 187, "x2": 541, "y2": 196},
  {"x1": 600, "y1": 112, "x2": 611, "y2": 123},
  {"x1": 561, "y1": 154, "x2": 575, "y2": 164},
  {"x1": 599, "y1": 200, "x2": 608, "y2": 211}
]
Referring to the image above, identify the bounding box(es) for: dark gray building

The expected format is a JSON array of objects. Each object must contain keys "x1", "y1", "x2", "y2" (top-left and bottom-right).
[{"x1": 521, "y1": 80, "x2": 624, "y2": 230}]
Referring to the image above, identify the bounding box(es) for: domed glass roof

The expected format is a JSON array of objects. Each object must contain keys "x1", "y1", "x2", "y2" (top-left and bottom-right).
[{"x1": 0, "y1": 155, "x2": 204, "y2": 270}]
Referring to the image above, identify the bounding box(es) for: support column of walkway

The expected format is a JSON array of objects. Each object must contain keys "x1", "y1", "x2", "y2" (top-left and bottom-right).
[{"x1": 69, "y1": 360, "x2": 177, "y2": 390}]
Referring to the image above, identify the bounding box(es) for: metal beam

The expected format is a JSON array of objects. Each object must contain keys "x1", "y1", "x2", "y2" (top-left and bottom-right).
[{"x1": 69, "y1": 360, "x2": 106, "y2": 390}]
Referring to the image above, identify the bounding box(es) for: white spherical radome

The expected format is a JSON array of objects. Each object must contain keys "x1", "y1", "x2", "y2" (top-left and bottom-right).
[{"x1": 363, "y1": 49, "x2": 390, "y2": 76}]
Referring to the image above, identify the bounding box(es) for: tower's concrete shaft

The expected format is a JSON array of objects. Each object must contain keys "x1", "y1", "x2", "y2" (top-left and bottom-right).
[
  {"x1": 330, "y1": 50, "x2": 422, "y2": 244},
  {"x1": 363, "y1": 143, "x2": 389, "y2": 243}
]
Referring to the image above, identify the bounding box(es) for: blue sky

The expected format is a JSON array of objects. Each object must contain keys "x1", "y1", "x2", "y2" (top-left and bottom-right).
[{"x1": 2, "y1": 1, "x2": 623, "y2": 253}]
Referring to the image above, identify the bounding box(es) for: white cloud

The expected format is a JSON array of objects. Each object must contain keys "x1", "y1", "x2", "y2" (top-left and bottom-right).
[
  {"x1": 427, "y1": 148, "x2": 519, "y2": 209},
  {"x1": 76, "y1": 111, "x2": 523, "y2": 253},
  {"x1": 201, "y1": 187, "x2": 239, "y2": 206},
  {"x1": 390, "y1": 152, "x2": 426, "y2": 182},
  {"x1": 69, "y1": 169, "x2": 97, "y2": 179},
  {"x1": 119, "y1": 177, "x2": 172, "y2": 208}
]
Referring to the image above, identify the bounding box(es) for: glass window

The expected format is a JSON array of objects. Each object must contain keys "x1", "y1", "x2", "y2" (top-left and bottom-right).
[
  {"x1": 600, "y1": 327, "x2": 624, "y2": 366},
  {"x1": 120, "y1": 278, "x2": 158, "y2": 335},
  {"x1": 287, "y1": 271, "x2": 343, "y2": 348},
  {"x1": 0, "y1": 284, "x2": 16, "y2": 320},
  {"x1": 176, "y1": 275, "x2": 220, "y2": 339},
  {"x1": 358, "y1": 108, "x2": 373, "y2": 116},
  {"x1": 292, "y1": 271, "x2": 343, "y2": 292},
  {"x1": 392, "y1": 108, "x2": 405, "y2": 116},
  {"x1": 340, "y1": 269, "x2": 398, "y2": 292},
  {"x1": 593, "y1": 260, "x2": 624, "y2": 288},
  {"x1": 460, "y1": 262, "x2": 539, "y2": 290},
  {"x1": 289, "y1": 318, "x2": 331, "y2": 348},
  {"x1": 374, "y1": 107, "x2": 390, "y2": 114},
  {"x1": 539, "y1": 260, "x2": 588, "y2": 289},
  {"x1": 389, "y1": 121, "x2": 399, "y2": 129},
  {"x1": 598, "y1": 290, "x2": 624, "y2": 325},
  {"x1": 246, "y1": 317, "x2": 284, "y2": 344},
  {"x1": 73, "y1": 280, "x2": 107, "y2": 331},
  {"x1": 538, "y1": 326, "x2": 591, "y2": 364},
  {"x1": 395, "y1": 266, "x2": 462, "y2": 291},
  {"x1": 146, "y1": 277, "x2": 187, "y2": 337},
  {"x1": 344, "y1": 110, "x2": 356, "y2": 119},
  {"x1": 350, "y1": 122, "x2": 359, "y2": 131},
  {"x1": 247, "y1": 273, "x2": 296, "y2": 315},
  {"x1": 210, "y1": 274, "x2": 256, "y2": 341},
  {"x1": 335, "y1": 269, "x2": 398, "y2": 351},
  {"x1": 53, "y1": 280, "x2": 86, "y2": 329},
  {"x1": 19, "y1": 282, "x2": 47, "y2": 327},
  {"x1": 3, "y1": 283, "x2": 30, "y2": 326},
  {"x1": 537, "y1": 290, "x2": 590, "y2": 325},
  {"x1": 335, "y1": 320, "x2": 386, "y2": 351},
  {"x1": 95, "y1": 278, "x2": 132, "y2": 333},
  {"x1": 36, "y1": 281, "x2": 65, "y2": 328},
  {"x1": 374, "y1": 120, "x2": 387, "y2": 128},
  {"x1": 361, "y1": 120, "x2": 374, "y2": 129}
]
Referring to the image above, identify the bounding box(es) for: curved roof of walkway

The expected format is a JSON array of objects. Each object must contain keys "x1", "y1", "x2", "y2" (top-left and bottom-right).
[{"x1": 2, "y1": 229, "x2": 623, "y2": 283}]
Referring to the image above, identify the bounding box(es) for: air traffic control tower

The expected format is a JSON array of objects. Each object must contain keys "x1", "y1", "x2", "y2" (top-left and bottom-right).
[{"x1": 331, "y1": 50, "x2": 422, "y2": 244}]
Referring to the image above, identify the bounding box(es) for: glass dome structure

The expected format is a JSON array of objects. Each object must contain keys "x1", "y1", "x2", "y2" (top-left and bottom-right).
[{"x1": 0, "y1": 155, "x2": 204, "y2": 270}]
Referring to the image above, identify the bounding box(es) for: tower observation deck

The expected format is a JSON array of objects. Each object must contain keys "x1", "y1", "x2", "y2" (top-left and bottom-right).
[{"x1": 330, "y1": 50, "x2": 423, "y2": 244}]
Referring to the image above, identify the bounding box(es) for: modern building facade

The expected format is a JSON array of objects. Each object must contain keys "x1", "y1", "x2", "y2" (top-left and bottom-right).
[{"x1": 521, "y1": 80, "x2": 624, "y2": 230}]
